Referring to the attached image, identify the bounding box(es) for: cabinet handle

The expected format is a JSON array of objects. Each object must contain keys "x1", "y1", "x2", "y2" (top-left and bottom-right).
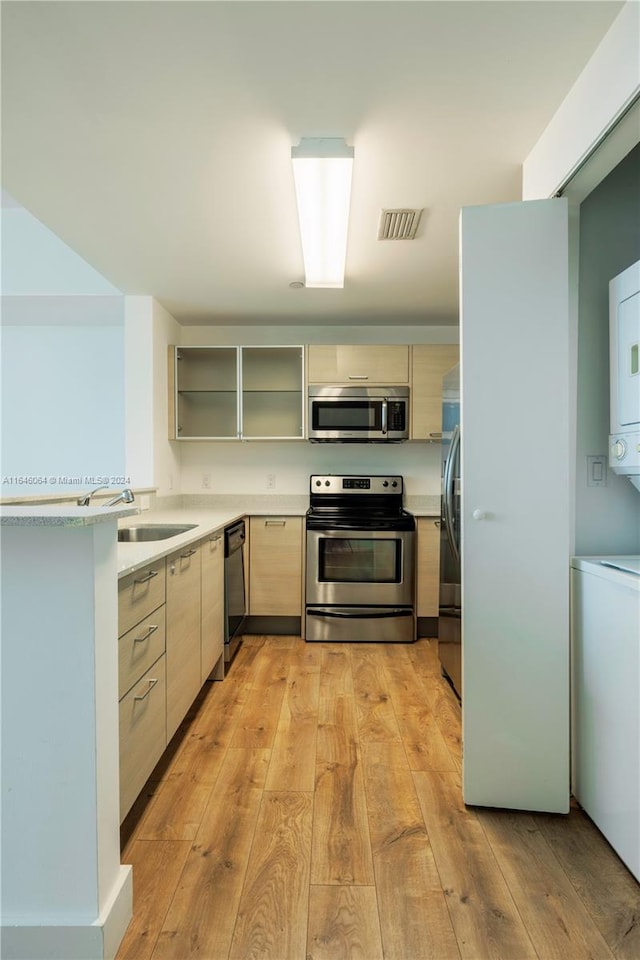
[
  {"x1": 180, "y1": 548, "x2": 197, "y2": 559},
  {"x1": 434, "y1": 520, "x2": 441, "y2": 528},
  {"x1": 134, "y1": 570, "x2": 158, "y2": 585},
  {"x1": 347, "y1": 375, "x2": 368, "y2": 380},
  {"x1": 209, "y1": 534, "x2": 222, "y2": 543},
  {"x1": 134, "y1": 678, "x2": 158, "y2": 701},
  {"x1": 429, "y1": 432, "x2": 443, "y2": 439},
  {"x1": 134, "y1": 624, "x2": 159, "y2": 643},
  {"x1": 265, "y1": 520, "x2": 286, "y2": 526}
]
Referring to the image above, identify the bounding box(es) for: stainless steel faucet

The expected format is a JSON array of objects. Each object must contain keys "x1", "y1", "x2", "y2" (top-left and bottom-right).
[{"x1": 77, "y1": 486, "x2": 135, "y2": 507}]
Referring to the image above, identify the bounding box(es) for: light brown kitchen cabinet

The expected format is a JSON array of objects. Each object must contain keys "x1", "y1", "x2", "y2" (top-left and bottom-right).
[
  {"x1": 416, "y1": 517, "x2": 441, "y2": 619},
  {"x1": 307, "y1": 344, "x2": 409, "y2": 384},
  {"x1": 166, "y1": 543, "x2": 202, "y2": 741},
  {"x1": 117, "y1": 557, "x2": 166, "y2": 638},
  {"x1": 117, "y1": 558, "x2": 167, "y2": 822},
  {"x1": 200, "y1": 531, "x2": 224, "y2": 683},
  {"x1": 119, "y1": 656, "x2": 166, "y2": 819},
  {"x1": 249, "y1": 516, "x2": 303, "y2": 616},
  {"x1": 118, "y1": 608, "x2": 166, "y2": 700},
  {"x1": 410, "y1": 344, "x2": 459, "y2": 440}
]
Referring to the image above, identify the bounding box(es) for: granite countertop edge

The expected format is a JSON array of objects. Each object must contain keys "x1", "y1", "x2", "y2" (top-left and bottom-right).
[{"x1": 0, "y1": 505, "x2": 139, "y2": 526}]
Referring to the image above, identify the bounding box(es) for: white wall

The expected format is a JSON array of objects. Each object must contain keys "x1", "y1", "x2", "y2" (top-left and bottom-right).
[
  {"x1": 124, "y1": 298, "x2": 154, "y2": 489},
  {"x1": 0, "y1": 195, "x2": 126, "y2": 497},
  {"x1": 574, "y1": 143, "x2": 640, "y2": 554},
  {"x1": 1, "y1": 190, "x2": 121, "y2": 297},
  {"x1": 179, "y1": 439, "x2": 442, "y2": 498},
  {"x1": 522, "y1": 1, "x2": 640, "y2": 200},
  {"x1": 1, "y1": 303, "x2": 125, "y2": 496},
  {"x1": 152, "y1": 299, "x2": 181, "y2": 497}
]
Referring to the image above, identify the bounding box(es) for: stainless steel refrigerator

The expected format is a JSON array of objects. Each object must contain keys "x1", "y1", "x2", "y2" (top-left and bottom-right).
[{"x1": 438, "y1": 363, "x2": 461, "y2": 697}]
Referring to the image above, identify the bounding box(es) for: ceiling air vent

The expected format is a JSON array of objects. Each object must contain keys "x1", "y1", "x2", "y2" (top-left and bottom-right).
[{"x1": 378, "y1": 208, "x2": 423, "y2": 240}]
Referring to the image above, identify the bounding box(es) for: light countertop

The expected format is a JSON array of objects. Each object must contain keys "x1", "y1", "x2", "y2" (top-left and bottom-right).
[
  {"x1": 0, "y1": 504, "x2": 139, "y2": 527},
  {"x1": 116, "y1": 508, "x2": 244, "y2": 577}
]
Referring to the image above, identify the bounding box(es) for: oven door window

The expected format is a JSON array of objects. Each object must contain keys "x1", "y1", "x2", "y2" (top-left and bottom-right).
[
  {"x1": 312, "y1": 400, "x2": 382, "y2": 432},
  {"x1": 318, "y1": 537, "x2": 401, "y2": 583}
]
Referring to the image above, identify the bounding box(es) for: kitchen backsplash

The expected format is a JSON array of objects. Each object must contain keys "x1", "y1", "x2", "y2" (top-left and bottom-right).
[{"x1": 178, "y1": 439, "x2": 442, "y2": 498}]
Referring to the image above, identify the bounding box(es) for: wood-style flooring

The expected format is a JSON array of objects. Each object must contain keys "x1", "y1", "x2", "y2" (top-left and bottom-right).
[{"x1": 117, "y1": 636, "x2": 640, "y2": 960}]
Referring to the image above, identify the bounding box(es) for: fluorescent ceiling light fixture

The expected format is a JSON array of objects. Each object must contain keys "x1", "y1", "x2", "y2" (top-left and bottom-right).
[{"x1": 291, "y1": 137, "x2": 354, "y2": 288}]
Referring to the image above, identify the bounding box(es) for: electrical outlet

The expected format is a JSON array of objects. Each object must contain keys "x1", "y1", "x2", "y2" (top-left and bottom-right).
[
  {"x1": 202, "y1": 473, "x2": 211, "y2": 489},
  {"x1": 267, "y1": 473, "x2": 276, "y2": 490}
]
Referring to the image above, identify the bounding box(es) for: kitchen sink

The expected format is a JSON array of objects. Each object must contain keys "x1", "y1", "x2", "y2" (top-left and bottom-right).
[{"x1": 117, "y1": 523, "x2": 197, "y2": 542}]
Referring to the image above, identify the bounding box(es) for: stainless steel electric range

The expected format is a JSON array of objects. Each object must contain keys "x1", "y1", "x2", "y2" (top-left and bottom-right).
[{"x1": 305, "y1": 474, "x2": 416, "y2": 643}]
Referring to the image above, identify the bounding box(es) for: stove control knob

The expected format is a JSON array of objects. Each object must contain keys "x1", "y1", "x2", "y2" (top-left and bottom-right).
[
  {"x1": 382, "y1": 480, "x2": 389, "y2": 487},
  {"x1": 325, "y1": 480, "x2": 330, "y2": 486},
  {"x1": 315, "y1": 479, "x2": 322, "y2": 486},
  {"x1": 391, "y1": 480, "x2": 398, "y2": 488}
]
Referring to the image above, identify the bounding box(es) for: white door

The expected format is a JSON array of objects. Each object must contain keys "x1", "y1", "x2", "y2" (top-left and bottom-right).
[{"x1": 460, "y1": 198, "x2": 571, "y2": 813}]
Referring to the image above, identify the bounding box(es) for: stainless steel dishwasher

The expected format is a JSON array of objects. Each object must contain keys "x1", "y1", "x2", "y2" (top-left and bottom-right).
[{"x1": 224, "y1": 519, "x2": 247, "y2": 663}]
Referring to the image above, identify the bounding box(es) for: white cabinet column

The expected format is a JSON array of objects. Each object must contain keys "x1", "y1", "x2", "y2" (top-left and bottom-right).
[
  {"x1": 460, "y1": 198, "x2": 572, "y2": 813},
  {"x1": 1, "y1": 506, "x2": 136, "y2": 960}
]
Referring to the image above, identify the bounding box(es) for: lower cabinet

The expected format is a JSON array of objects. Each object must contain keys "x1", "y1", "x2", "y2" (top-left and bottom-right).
[
  {"x1": 166, "y1": 543, "x2": 202, "y2": 742},
  {"x1": 118, "y1": 531, "x2": 227, "y2": 822},
  {"x1": 249, "y1": 516, "x2": 303, "y2": 616},
  {"x1": 201, "y1": 531, "x2": 224, "y2": 683},
  {"x1": 117, "y1": 559, "x2": 167, "y2": 822},
  {"x1": 119, "y1": 656, "x2": 167, "y2": 819},
  {"x1": 416, "y1": 517, "x2": 441, "y2": 620}
]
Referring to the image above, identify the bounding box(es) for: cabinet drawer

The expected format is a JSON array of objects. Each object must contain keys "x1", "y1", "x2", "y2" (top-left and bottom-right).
[
  {"x1": 119, "y1": 606, "x2": 166, "y2": 699},
  {"x1": 119, "y1": 654, "x2": 166, "y2": 821},
  {"x1": 118, "y1": 558, "x2": 166, "y2": 637}
]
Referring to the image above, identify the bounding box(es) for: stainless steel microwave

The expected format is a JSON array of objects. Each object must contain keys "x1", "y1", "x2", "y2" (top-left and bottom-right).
[{"x1": 308, "y1": 386, "x2": 409, "y2": 442}]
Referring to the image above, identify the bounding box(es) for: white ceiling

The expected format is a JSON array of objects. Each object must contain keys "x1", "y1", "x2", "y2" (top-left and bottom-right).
[{"x1": 1, "y1": 1, "x2": 623, "y2": 326}]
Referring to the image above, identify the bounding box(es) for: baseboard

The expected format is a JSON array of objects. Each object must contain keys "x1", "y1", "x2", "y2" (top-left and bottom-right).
[
  {"x1": 417, "y1": 616, "x2": 439, "y2": 638},
  {"x1": 244, "y1": 616, "x2": 301, "y2": 635},
  {"x1": 1, "y1": 865, "x2": 132, "y2": 960}
]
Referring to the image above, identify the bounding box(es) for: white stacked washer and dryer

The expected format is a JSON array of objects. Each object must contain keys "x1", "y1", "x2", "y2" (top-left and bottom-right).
[{"x1": 571, "y1": 260, "x2": 640, "y2": 882}]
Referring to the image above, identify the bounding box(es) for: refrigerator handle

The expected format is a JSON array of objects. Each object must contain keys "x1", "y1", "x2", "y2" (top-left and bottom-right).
[{"x1": 443, "y1": 423, "x2": 460, "y2": 565}]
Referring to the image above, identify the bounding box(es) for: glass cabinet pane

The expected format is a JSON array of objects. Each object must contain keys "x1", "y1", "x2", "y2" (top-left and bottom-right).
[
  {"x1": 171, "y1": 345, "x2": 304, "y2": 440},
  {"x1": 175, "y1": 347, "x2": 237, "y2": 438},
  {"x1": 241, "y1": 346, "x2": 303, "y2": 438}
]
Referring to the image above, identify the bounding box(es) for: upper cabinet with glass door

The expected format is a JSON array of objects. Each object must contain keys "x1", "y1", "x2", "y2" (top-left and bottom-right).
[
  {"x1": 241, "y1": 346, "x2": 304, "y2": 439},
  {"x1": 169, "y1": 346, "x2": 304, "y2": 440}
]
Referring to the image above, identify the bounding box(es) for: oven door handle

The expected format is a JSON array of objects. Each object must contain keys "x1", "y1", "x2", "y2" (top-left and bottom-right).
[{"x1": 306, "y1": 607, "x2": 413, "y2": 620}]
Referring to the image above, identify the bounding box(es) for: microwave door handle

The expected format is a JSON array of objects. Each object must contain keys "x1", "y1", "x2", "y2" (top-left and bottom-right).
[{"x1": 381, "y1": 399, "x2": 388, "y2": 435}]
